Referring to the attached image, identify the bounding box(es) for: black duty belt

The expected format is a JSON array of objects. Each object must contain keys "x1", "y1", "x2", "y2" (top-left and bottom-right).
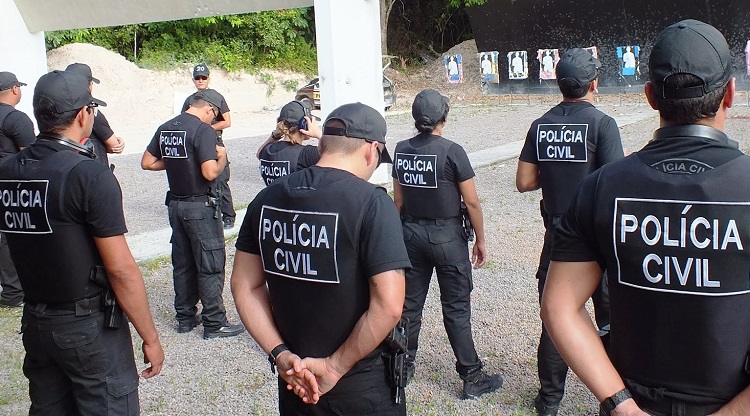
[
  {"x1": 171, "y1": 194, "x2": 206, "y2": 202},
  {"x1": 403, "y1": 215, "x2": 461, "y2": 226},
  {"x1": 634, "y1": 394, "x2": 723, "y2": 416},
  {"x1": 26, "y1": 293, "x2": 103, "y2": 312}
]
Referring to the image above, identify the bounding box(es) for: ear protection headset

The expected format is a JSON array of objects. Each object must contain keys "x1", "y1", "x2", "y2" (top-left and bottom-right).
[
  {"x1": 295, "y1": 101, "x2": 312, "y2": 131},
  {"x1": 37, "y1": 133, "x2": 97, "y2": 159}
]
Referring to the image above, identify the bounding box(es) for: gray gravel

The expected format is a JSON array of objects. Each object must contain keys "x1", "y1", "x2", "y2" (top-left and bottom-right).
[{"x1": 4, "y1": 98, "x2": 750, "y2": 415}]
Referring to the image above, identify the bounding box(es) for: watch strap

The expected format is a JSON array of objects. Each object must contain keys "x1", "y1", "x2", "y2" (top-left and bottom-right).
[
  {"x1": 599, "y1": 388, "x2": 632, "y2": 416},
  {"x1": 268, "y1": 344, "x2": 290, "y2": 374}
]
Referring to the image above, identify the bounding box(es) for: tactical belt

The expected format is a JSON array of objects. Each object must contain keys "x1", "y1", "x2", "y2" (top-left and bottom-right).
[
  {"x1": 26, "y1": 292, "x2": 103, "y2": 312},
  {"x1": 634, "y1": 394, "x2": 722, "y2": 416},
  {"x1": 403, "y1": 215, "x2": 461, "y2": 226},
  {"x1": 171, "y1": 194, "x2": 207, "y2": 202}
]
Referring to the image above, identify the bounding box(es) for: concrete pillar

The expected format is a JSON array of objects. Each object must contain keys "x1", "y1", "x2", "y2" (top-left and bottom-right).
[
  {"x1": 0, "y1": 0, "x2": 47, "y2": 124},
  {"x1": 314, "y1": 0, "x2": 390, "y2": 183}
]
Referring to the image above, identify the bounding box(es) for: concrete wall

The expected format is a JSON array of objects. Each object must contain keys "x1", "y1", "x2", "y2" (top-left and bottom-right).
[{"x1": 467, "y1": 0, "x2": 750, "y2": 94}]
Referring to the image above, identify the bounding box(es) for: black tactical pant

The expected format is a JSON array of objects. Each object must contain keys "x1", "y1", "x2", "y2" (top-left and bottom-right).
[
  {"x1": 401, "y1": 218, "x2": 482, "y2": 379},
  {"x1": 278, "y1": 355, "x2": 405, "y2": 415},
  {"x1": 218, "y1": 162, "x2": 235, "y2": 221},
  {"x1": 0, "y1": 232, "x2": 23, "y2": 305},
  {"x1": 168, "y1": 199, "x2": 229, "y2": 329},
  {"x1": 22, "y1": 301, "x2": 139, "y2": 415},
  {"x1": 536, "y1": 220, "x2": 609, "y2": 406}
]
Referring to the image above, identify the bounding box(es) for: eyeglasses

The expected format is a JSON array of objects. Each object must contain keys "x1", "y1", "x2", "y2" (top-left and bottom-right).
[
  {"x1": 194, "y1": 76, "x2": 208, "y2": 81},
  {"x1": 210, "y1": 106, "x2": 217, "y2": 118},
  {"x1": 86, "y1": 105, "x2": 99, "y2": 117}
]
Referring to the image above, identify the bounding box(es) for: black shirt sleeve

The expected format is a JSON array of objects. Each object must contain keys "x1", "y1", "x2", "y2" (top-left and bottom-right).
[
  {"x1": 596, "y1": 116, "x2": 624, "y2": 167},
  {"x1": 68, "y1": 161, "x2": 128, "y2": 238},
  {"x1": 146, "y1": 128, "x2": 162, "y2": 159},
  {"x1": 358, "y1": 189, "x2": 412, "y2": 277},
  {"x1": 194, "y1": 124, "x2": 219, "y2": 164},
  {"x1": 446, "y1": 143, "x2": 475, "y2": 183},
  {"x1": 3, "y1": 111, "x2": 35, "y2": 148},
  {"x1": 519, "y1": 123, "x2": 539, "y2": 164},
  {"x1": 236, "y1": 190, "x2": 266, "y2": 255},
  {"x1": 181, "y1": 96, "x2": 190, "y2": 113},
  {"x1": 296, "y1": 145, "x2": 320, "y2": 169},
  {"x1": 91, "y1": 112, "x2": 115, "y2": 144},
  {"x1": 551, "y1": 171, "x2": 604, "y2": 264}
]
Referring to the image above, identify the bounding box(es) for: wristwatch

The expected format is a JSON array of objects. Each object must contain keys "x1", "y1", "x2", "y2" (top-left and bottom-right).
[
  {"x1": 599, "y1": 388, "x2": 632, "y2": 416},
  {"x1": 268, "y1": 343, "x2": 290, "y2": 374},
  {"x1": 271, "y1": 131, "x2": 283, "y2": 140}
]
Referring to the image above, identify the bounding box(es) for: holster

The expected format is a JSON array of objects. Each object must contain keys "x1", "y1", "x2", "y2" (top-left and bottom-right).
[
  {"x1": 89, "y1": 265, "x2": 121, "y2": 329},
  {"x1": 383, "y1": 318, "x2": 409, "y2": 404},
  {"x1": 460, "y1": 202, "x2": 474, "y2": 242}
]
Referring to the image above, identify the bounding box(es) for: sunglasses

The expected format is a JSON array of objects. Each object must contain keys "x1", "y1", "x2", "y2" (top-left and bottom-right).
[
  {"x1": 86, "y1": 105, "x2": 99, "y2": 117},
  {"x1": 194, "y1": 76, "x2": 208, "y2": 81},
  {"x1": 366, "y1": 140, "x2": 384, "y2": 167}
]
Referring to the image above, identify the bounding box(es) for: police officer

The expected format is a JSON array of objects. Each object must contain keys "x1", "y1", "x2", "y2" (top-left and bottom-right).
[
  {"x1": 515, "y1": 48, "x2": 624, "y2": 415},
  {"x1": 0, "y1": 70, "x2": 164, "y2": 414},
  {"x1": 141, "y1": 92, "x2": 244, "y2": 340},
  {"x1": 0, "y1": 71, "x2": 34, "y2": 308},
  {"x1": 256, "y1": 100, "x2": 321, "y2": 186},
  {"x1": 542, "y1": 20, "x2": 750, "y2": 415},
  {"x1": 65, "y1": 63, "x2": 125, "y2": 167},
  {"x1": 393, "y1": 89, "x2": 501, "y2": 399},
  {"x1": 231, "y1": 103, "x2": 411, "y2": 415},
  {"x1": 182, "y1": 63, "x2": 236, "y2": 229}
]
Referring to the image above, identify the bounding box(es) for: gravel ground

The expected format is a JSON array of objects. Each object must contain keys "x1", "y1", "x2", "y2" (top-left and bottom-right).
[{"x1": 3, "y1": 98, "x2": 750, "y2": 415}]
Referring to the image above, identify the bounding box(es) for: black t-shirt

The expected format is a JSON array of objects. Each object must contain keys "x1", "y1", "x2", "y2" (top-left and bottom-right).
[
  {"x1": 182, "y1": 88, "x2": 230, "y2": 127},
  {"x1": 551, "y1": 125, "x2": 750, "y2": 401},
  {"x1": 236, "y1": 166, "x2": 411, "y2": 364},
  {"x1": 146, "y1": 113, "x2": 219, "y2": 196},
  {"x1": 0, "y1": 103, "x2": 35, "y2": 155},
  {"x1": 89, "y1": 111, "x2": 115, "y2": 166},
  {"x1": 257, "y1": 141, "x2": 320, "y2": 185},
  {"x1": 519, "y1": 101, "x2": 623, "y2": 216},
  {"x1": 391, "y1": 134, "x2": 475, "y2": 219}
]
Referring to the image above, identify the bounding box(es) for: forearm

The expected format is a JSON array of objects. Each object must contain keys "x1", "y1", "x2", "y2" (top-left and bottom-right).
[
  {"x1": 108, "y1": 262, "x2": 160, "y2": 344},
  {"x1": 212, "y1": 120, "x2": 230, "y2": 131},
  {"x1": 714, "y1": 385, "x2": 750, "y2": 415},
  {"x1": 233, "y1": 279, "x2": 285, "y2": 354},
  {"x1": 328, "y1": 299, "x2": 401, "y2": 375},
  {"x1": 465, "y1": 201, "x2": 485, "y2": 243}
]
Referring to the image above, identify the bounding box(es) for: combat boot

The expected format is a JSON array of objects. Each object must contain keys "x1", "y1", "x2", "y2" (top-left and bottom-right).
[
  {"x1": 533, "y1": 394, "x2": 560, "y2": 416},
  {"x1": 461, "y1": 370, "x2": 503, "y2": 399}
]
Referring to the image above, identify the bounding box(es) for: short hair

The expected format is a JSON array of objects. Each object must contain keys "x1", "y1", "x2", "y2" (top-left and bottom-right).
[
  {"x1": 189, "y1": 96, "x2": 212, "y2": 108},
  {"x1": 319, "y1": 120, "x2": 367, "y2": 155},
  {"x1": 651, "y1": 74, "x2": 727, "y2": 124},
  {"x1": 34, "y1": 99, "x2": 80, "y2": 134},
  {"x1": 558, "y1": 79, "x2": 592, "y2": 100}
]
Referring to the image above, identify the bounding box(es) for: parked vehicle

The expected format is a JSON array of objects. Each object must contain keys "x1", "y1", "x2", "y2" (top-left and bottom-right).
[{"x1": 295, "y1": 75, "x2": 396, "y2": 110}]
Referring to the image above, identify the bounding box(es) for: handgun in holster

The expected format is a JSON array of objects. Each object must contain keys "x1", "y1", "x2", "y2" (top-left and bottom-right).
[
  {"x1": 216, "y1": 130, "x2": 224, "y2": 147},
  {"x1": 382, "y1": 318, "x2": 409, "y2": 404},
  {"x1": 206, "y1": 187, "x2": 221, "y2": 219},
  {"x1": 460, "y1": 202, "x2": 475, "y2": 242},
  {"x1": 89, "y1": 265, "x2": 122, "y2": 329}
]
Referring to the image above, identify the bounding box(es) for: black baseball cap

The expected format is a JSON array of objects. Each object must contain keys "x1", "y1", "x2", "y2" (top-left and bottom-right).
[
  {"x1": 34, "y1": 70, "x2": 106, "y2": 114},
  {"x1": 193, "y1": 63, "x2": 210, "y2": 78},
  {"x1": 412, "y1": 89, "x2": 449, "y2": 126},
  {"x1": 649, "y1": 19, "x2": 732, "y2": 99},
  {"x1": 0, "y1": 72, "x2": 27, "y2": 90},
  {"x1": 556, "y1": 48, "x2": 601, "y2": 88},
  {"x1": 277, "y1": 100, "x2": 320, "y2": 125},
  {"x1": 65, "y1": 63, "x2": 100, "y2": 84},
  {"x1": 323, "y1": 102, "x2": 392, "y2": 163}
]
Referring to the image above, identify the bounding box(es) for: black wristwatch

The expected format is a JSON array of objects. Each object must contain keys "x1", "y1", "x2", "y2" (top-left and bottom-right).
[
  {"x1": 599, "y1": 388, "x2": 632, "y2": 416},
  {"x1": 268, "y1": 343, "x2": 290, "y2": 374},
  {"x1": 271, "y1": 131, "x2": 283, "y2": 140}
]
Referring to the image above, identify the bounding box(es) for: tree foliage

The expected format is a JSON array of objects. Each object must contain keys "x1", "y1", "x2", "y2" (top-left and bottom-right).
[{"x1": 45, "y1": 9, "x2": 318, "y2": 74}]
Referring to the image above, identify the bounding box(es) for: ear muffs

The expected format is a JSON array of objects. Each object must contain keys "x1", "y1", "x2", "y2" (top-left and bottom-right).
[{"x1": 296, "y1": 101, "x2": 311, "y2": 130}]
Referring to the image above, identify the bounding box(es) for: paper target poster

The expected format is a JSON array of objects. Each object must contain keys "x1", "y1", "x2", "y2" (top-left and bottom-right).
[
  {"x1": 507, "y1": 51, "x2": 528, "y2": 80},
  {"x1": 616, "y1": 45, "x2": 640, "y2": 77},
  {"x1": 478, "y1": 51, "x2": 499, "y2": 83},
  {"x1": 745, "y1": 41, "x2": 750, "y2": 75},
  {"x1": 585, "y1": 46, "x2": 598, "y2": 59},
  {"x1": 537, "y1": 49, "x2": 559, "y2": 80},
  {"x1": 444, "y1": 54, "x2": 463, "y2": 83}
]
